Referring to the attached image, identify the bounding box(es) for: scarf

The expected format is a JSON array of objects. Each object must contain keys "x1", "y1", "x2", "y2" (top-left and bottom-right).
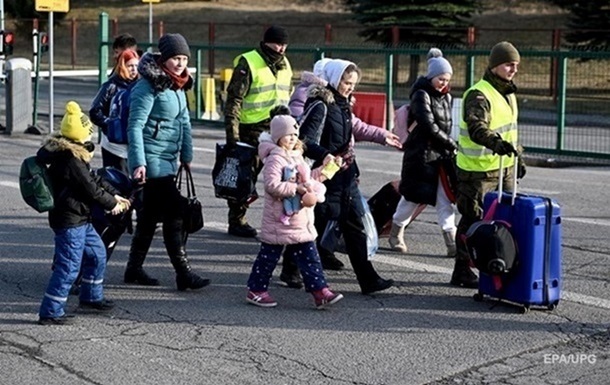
[
  {"x1": 161, "y1": 63, "x2": 190, "y2": 90},
  {"x1": 259, "y1": 42, "x2": 287, "y2": 73}
]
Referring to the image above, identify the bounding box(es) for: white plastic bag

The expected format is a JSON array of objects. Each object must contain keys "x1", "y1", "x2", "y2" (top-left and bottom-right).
[{"x1": 360, "y1": 194, "x2": 379, "y2": 260}]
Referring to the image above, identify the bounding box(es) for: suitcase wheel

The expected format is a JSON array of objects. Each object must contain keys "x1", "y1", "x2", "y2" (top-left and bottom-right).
[
  {"x1": 547, "y1": 302, "x2": 558, "y2": 311},
  {"x1": 473, "y1": 292, "x2": 483, "y2": 302}
]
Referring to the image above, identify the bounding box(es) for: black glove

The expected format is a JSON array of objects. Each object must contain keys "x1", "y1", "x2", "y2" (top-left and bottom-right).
[
  {"x1": 492, "y1": 139, "x2": 517, "y2": 156},
  {"x1": 447, "y1": 139, "x2": 458, "y2": 155},
  {"x1": 517, "y1": 155, "x2": 526, "y2": 179}
]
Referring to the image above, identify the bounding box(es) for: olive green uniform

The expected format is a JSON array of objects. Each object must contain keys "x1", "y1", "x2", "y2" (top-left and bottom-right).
[
  {"x1": 224, "y1": 48, "x2": 291, "y2": 226},
  {"x1": 455, "y1": 68, "x2": 520, "y2": 263}
]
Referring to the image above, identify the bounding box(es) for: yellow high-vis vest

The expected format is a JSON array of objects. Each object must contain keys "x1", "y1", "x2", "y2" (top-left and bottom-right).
[
  {"x1": 457, "y1": 79, "x2": 518, "y2": 172},
  {"x1": 235, "y1": 50, "x2": 293, "y2": 124}
]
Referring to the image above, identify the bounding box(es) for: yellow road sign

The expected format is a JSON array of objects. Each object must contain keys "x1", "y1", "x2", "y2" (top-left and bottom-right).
[
  {"x1": 35, "y1": 0, "x2": 70, "y2": 13},
  {"x1": 142, "y1": 0, "x2": 161, "y2": 3}
]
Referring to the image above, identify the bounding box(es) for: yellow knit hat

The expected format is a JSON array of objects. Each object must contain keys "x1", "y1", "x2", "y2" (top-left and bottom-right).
[{"x1": 60, "y1": 101, "x2": 93, "y2": 143}]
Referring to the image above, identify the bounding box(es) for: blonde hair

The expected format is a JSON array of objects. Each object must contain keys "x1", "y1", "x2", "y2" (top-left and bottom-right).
[
  {"x1": 279, "y1": 138, "x2": 304, "y2": 152},
  {"x1": 113, "y1": 49, "x2": 139, "y2": 80}
]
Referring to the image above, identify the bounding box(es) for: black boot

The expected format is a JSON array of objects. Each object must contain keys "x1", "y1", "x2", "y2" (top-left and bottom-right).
[
  {"x1": 124, "y1": 267, "x2": 160, "y2": 286},
  {"x1": 279, "y1": 254, "x2": 303, "y2": 289},
  {"x1": 170, "y1": 248, "x2": 210, "y2": 291},
  {"x1": 319, "y1": 248, "x2": 344, "y2": 271},
  {"x1": 361, "y1": 278, "x2": 394, "y2": 295},
  {"x1": 450, "y1": 258, "x2": 479, "y2": 289},
  {"x1": 124, "y1": 224, "x2": 160, "y2": 286}
]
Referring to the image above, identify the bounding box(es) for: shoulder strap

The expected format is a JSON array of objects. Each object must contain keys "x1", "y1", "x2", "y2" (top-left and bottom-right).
[{"x1": 300, "y1": 100, "x2": 327, "y2": 145}]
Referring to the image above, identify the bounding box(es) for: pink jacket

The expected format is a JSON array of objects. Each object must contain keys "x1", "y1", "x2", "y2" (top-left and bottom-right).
[{"x1": 257, "y1": 132, "x2": 326, "y2": 245}]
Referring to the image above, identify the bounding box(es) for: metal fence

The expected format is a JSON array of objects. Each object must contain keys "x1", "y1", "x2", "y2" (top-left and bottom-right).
[
  {"x1": 3, "y1": 14, "x2": 610, "y2": 161},
  {"x1": 130, "y1": 44, "x2": 610, "y2": 161}
]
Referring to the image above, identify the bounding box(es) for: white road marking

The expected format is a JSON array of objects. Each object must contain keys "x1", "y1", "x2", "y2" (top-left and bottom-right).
[
  {"x1": 0, "y1": 181, "x2": 20, "y2": 189},
  {"x1": 205, "y1": 221, "x2": 610, "y2": 309},
  {"x1": 562, "y1": 217, "x2": 610, "y2": 227},
  {"x1": 193, "y1": 146, "x2": 214, "y2": 153},
  {"x1": 372, "y1": 254, "x2": 610, "y2": 310},
  {"x1": 2, "y1": 181, "x2": 609, "y2": 310}
]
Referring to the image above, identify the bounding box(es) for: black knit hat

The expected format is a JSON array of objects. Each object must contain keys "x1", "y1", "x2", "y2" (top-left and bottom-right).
[
  {"x1": 158, "y1": 33, "x2": 191, "y2": 62},
  {"x1": 263, "y1": 25, "x2": 289, "y2": 45}
]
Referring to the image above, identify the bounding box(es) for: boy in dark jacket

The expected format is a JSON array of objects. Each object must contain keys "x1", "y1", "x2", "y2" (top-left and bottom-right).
[{"x1": 37, "y1": 101, "x2": 131, "y2": 325}]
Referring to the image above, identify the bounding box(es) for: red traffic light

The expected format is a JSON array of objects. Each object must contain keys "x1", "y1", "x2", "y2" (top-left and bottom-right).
[
  {"x1": 3, "y1": 31, "x2": 14, "y2": 44},
  {"x1": 2, "y1": 30, "x2": 15, "y2": 55}
]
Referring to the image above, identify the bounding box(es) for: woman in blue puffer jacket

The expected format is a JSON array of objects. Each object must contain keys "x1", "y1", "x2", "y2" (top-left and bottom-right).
[{"x1": 124, "y1": 33, "x2": 209, "y2": 291}]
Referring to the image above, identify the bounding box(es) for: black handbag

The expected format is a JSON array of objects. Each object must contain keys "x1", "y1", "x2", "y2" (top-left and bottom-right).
[
  {"x1": 177, "y1": 165, "x2": 204, "y2": 234},
  {"x1": 211, "y1": 142, "x2": 258, "y2": 204}
]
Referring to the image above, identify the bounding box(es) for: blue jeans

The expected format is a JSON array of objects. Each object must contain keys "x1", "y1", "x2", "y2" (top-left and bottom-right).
[
  {"x1": 247, "y1": 241, "x2": 327, "y2": 292},
  {"x1": 39, "y1": 223, "x2": 107, "y2": 318}
]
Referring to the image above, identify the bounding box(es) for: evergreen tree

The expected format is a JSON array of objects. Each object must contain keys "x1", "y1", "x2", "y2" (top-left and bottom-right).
[
  {"x1": 345, "y1": 0, "x2": 481, "y2": 46},
  {"x1": 546, "y1": 0, "x2": 610, "y2": 48},
  {"x1": 345, "y1": 0, "x2": 481, "y2": 84}
]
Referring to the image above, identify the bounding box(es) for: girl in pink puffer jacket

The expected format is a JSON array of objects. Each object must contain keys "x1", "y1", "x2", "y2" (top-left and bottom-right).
[{"x1": 246, "y1": 114, "x2": 343, "y2": 309}]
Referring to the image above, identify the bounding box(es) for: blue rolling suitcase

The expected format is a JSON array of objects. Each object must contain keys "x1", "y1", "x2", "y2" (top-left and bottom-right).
[{"x1": 473, "y1": 158, "x2": 562, "y2": 313}]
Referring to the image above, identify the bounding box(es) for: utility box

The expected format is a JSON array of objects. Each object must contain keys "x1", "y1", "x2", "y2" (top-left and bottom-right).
[{"x1": 5, "y1": 58, "x2": 33, "y2": 135}]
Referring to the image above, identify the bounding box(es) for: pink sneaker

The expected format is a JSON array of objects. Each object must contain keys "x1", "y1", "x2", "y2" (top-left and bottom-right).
[
  {"x1": 246, "y1": 291, "x2": 277, "y2": 308},
  {"x1": 312, "y1": 287, "x2": 344, "y2": 310}
]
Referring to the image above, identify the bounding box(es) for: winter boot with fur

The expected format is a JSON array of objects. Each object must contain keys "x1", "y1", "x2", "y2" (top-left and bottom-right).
[{"x1": 388, "y1": 223, "x2": 407, "y2": 253}]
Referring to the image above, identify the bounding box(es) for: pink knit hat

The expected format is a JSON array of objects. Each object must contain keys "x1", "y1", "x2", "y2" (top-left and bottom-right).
[{"x1": 270, "y1": 115, "x2": 299, "y2": 143}]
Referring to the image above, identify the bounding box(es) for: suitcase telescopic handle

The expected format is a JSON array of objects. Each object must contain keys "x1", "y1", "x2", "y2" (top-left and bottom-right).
[{"x1": 497, "y1": 154, "x2": 519, "y2": 206}]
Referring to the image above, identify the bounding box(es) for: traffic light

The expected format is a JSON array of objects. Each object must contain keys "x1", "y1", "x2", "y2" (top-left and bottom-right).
[
  {"x1": 1, "y1": 30, "x2": 15, "y2": 56},
  {"x1": 40, "y1": 32, "x2": 49, "y2": 54}
]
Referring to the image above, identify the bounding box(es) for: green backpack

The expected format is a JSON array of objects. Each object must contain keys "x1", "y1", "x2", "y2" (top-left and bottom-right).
[{"x1": 19, "y1": 156, "x2": 55, "y2": 213}]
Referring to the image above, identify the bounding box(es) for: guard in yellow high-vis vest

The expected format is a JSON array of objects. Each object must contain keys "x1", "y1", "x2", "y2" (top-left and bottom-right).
[
  {"x1": 451, "y1": 41, "x2": 527, "y2": 289},
  {"x1": 223, "y1": 26, "x2": 293, "y2": 239}
]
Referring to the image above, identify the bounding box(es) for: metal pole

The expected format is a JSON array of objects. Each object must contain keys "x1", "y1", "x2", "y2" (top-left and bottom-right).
[
  {"x1": 148, "y1": 3, "x2": 153, "y2": 52},
  {"x1": 0, "y1": 0, "x2": 4, "y2": 130},
  {"x1": 98, "y1": 12, "x2": 109, "y2": 88},
  {"x1": 0, "y1": 0, "x2": 4, "y2": 31},
  {"x1": 1, "y1": 0, "x2": 5, "y2": 75},
  {"x1": 49, "y1": 12, "x2": 54, "y2": 133},
  {"x1": 33, "y1": 30, "x2": 40, "y2": 126}
]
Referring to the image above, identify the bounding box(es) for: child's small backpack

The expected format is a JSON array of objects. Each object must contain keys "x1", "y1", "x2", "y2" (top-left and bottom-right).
[
  {"x1": 19, "y1": 156, "x2": 55, "y2": 213},
  {"x1": 392, "y1": 104, "x2": 409, "y2": 144},
  {"x1": 392, "y1": 104, "x2": 418, "y2": 145},
  {"x1": 465, "y1": 220, "x2": 518, "y2": 276},
  {"x1": 105, "y1": 85, "x2": 133, "y2": 144}
]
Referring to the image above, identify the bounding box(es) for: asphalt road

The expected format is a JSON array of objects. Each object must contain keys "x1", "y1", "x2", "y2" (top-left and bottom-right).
[{"x1": 1, "y1": 75, "x2": 609, "y2": 385}]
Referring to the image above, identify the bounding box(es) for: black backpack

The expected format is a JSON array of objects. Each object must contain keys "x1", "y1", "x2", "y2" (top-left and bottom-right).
[{"x1": 465, "y1": 220, "x2": 518, "y2": 275}]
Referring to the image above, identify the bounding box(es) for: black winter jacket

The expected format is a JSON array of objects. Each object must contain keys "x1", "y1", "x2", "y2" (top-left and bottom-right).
[
  {"x1": 89, "y1": 74, "x2": 136, "y2": 134},
  {"x1": 399, "y1": 76, "x2": 457, "y2": 206},
  {"x1": 300, "y1": 84, "x2": 359, "y2": 197},
  {"x1": 37, "y1": 135, "x2": 119, "y2": 229}
]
